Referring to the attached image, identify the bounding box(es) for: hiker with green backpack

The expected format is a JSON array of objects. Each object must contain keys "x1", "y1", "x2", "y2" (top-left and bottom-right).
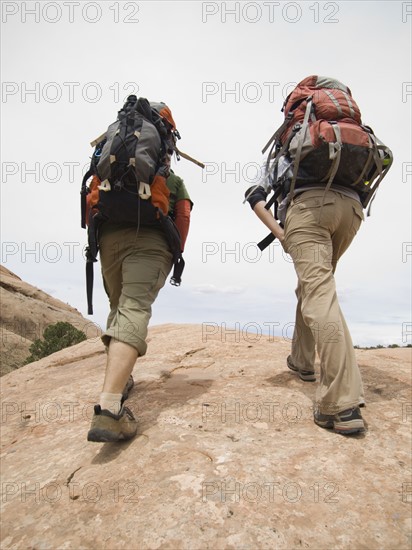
[
  {"x1": 245, "y1": 76, "x2": 393, "y2": 435},
  {"x1": 81, "y1": 96, "x2": 194, "y2": 442}
]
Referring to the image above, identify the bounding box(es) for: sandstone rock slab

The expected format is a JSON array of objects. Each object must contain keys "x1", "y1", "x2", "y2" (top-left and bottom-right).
[{"x1": 1, "y1": 324, "x2": 411, "y2": 549}]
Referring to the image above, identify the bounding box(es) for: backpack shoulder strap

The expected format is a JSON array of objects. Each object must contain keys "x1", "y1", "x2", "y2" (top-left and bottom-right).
[{"x1": 286, "y1": 97, "x2": 313, "y2": 201}]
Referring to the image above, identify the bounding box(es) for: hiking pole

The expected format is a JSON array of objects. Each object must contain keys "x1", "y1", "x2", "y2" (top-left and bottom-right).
[{"x1": 175, "y1": 148, "x2": 205, "y2": 169}]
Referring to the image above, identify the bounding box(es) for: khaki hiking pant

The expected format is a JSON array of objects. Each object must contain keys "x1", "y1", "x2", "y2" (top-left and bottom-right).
[
  {"x1": 99, "y1": 225, "x2": 173, "y2": 356},
  {"x1": 283, "y1": 189, "x2": 365, "y2": 415}
]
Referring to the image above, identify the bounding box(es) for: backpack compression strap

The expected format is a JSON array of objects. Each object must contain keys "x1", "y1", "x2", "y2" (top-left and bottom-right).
[
  {"x1": 85, "y1": 213, "x2": 100, "y2": 315},
  {"x1": 170, "y1": 257, "x2": 185, "y2": 286},
  {"x1": 86, "y1": 255, "x2": 94, "y2": 315},
  {"x1": 287, "y1": 97, "x2": 313, "y2": 201},
  {"x1": 257, "y1": 232, "x2": 276, "y2": 252},
  {"x1": 157, "y1": 211, "x2": 186, "y2": 287}
]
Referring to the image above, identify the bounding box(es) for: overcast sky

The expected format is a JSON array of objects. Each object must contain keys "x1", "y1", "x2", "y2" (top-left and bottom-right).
[{"x1": 1, "y1": 1, "x2": 411, "y2": 347}]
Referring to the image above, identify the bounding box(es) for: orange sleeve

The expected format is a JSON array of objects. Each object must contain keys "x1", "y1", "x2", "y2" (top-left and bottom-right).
[{"x1": 174, "y1": 199, "x2": 191, "y2": 252}]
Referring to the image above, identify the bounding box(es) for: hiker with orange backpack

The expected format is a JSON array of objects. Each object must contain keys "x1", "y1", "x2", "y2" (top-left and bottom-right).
[
  {"x1": 81, "y1": 96, "x2": 193, "y2": 442},
  {"x1": 245, "y1": 76, "x2": 392, "y2": 435}
]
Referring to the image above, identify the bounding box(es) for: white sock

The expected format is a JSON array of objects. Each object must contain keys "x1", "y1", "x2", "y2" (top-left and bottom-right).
[{"x1": 100, "y1": 392, "x2": 122, "y2": 415}]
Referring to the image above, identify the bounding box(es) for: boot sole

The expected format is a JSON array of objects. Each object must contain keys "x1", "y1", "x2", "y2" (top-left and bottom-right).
[
  {"x1": 333, "y1": 420, "x2": 365, "y2": 434},
  {"x1": 314, "y1": 418, "x2": 365, "y2": 434},
  {"x1": 87, "y1": 428, "x2": 136, "y2": 443},
  {"x1": 287, "y1": 360, "x2": 316, "y2": 382}
]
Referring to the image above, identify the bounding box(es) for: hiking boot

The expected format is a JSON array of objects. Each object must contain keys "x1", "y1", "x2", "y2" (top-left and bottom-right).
[
  {"x1": 121, "y1": 375, "x2": 134, "y2": 405},
  {"x1": 87, "y1": 404, "x2": 138, "y2": 442},
  {"x1": 286, "y1": 355, "x2": 316, "y2": 382},
  {"x1": 314, "y1": 407, "x2": 365, "y2": 435}
]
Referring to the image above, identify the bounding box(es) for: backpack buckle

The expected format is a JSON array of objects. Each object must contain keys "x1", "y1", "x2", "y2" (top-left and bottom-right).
[
  {"x1": 98, "y1": 180, "x2": 111, "y2": 192},
  {"x1": 138, "y1": 182, "x2": 151, "y2": 199}
]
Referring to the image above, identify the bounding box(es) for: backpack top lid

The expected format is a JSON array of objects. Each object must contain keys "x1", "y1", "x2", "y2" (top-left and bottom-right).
[
  {"x1": 283, "y1": 76, "x2": 353, "y2": 110},
  {"x1": 117, "y1": 96, "x2": 176, "y2": 131},
  {"x1": 299, "y1": 75, "x2": 352, "y2": 94},
  {"x1": 282, "y1": 75, "x2": 361, "y2": 124}
]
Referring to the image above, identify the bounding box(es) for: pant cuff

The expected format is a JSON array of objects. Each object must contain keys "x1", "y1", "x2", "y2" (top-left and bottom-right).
[{"x1": 101, "y1": 332, "x2": 147, "y2": 357}]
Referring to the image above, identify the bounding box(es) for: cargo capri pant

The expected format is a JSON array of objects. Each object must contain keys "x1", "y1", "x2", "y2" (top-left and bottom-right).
[{"x1": 99, "y1": 225, "x2": 173, "y2": 356}]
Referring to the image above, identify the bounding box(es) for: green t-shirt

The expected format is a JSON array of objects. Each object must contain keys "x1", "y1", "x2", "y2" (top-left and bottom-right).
[{"x1": 167, "y1": 171, "x2": 193, "y2": 216}]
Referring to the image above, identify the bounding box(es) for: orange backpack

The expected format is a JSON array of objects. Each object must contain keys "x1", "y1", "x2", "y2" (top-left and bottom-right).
[
  {"x1": 262, "y1": 75, "x2": 393, "y2": 209},
  {"x1": 248, "y1": 76, "x2": 393, "y2": 252}
]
